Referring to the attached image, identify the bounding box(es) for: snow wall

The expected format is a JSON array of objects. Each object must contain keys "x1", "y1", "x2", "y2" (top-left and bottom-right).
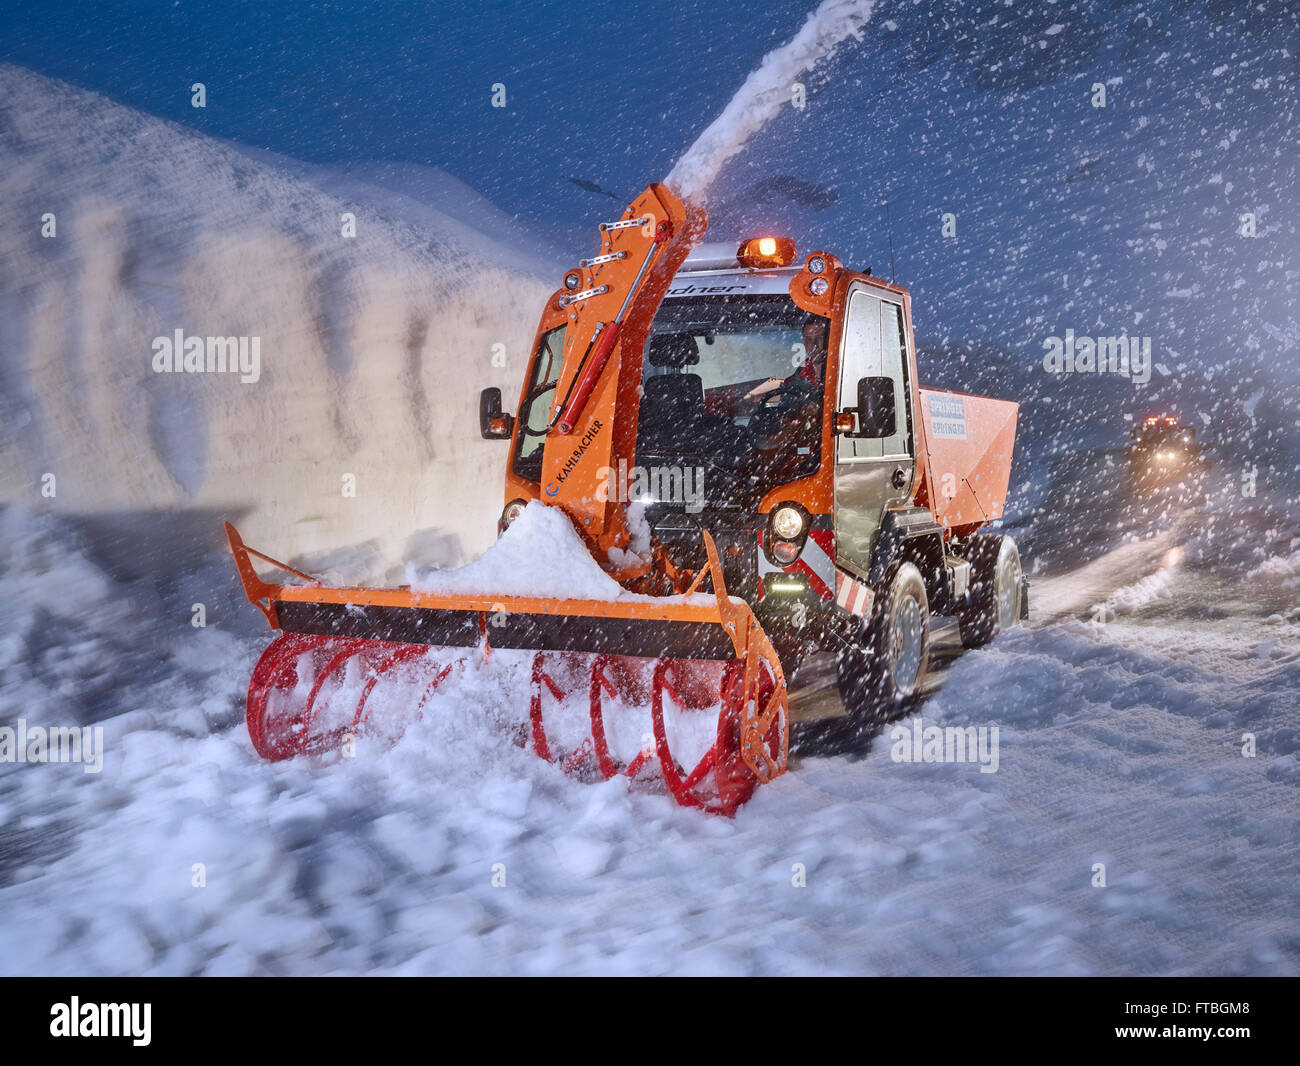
[{"x1": 0, "y1": 65, "x2": 556, "y2": 576}]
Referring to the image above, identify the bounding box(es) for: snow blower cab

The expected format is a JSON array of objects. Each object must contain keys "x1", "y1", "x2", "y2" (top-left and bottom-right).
[
  {"x1": 488, "y1": 202, "x2": 1026, "y2": 734},
  {"x1": 228, "y1": 182, "x2": 1025, "y2": 817}
]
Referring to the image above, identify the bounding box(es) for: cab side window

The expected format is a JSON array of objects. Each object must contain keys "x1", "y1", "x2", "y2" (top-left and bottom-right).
[
  {"x1": 837, "y1": 289, "x2": 883, "y2": 459},
  {"x1": 511, "y1": 325, "x2": 566, "y2": 481},
  {"x1": 878, "y1": 301, "x2": 910, "y2": 458}
]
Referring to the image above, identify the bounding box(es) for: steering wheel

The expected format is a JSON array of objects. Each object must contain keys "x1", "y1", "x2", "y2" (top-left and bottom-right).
[
  {"x1": 746, "y1": 384, "x2": 812, "y2": 449},
  {"x1": 756, "y1": 375, "x2": 817, "y2": 409}
]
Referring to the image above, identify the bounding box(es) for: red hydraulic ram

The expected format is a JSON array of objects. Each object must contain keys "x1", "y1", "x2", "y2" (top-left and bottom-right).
[{"x1": 554, "y1": 219, "x2": 672, "y2": 435}]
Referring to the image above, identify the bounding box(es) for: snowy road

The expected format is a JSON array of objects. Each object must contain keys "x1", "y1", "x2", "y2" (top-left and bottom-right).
[{"x1": 1, "y1": 495, "x2": 1294, "y2": 976}]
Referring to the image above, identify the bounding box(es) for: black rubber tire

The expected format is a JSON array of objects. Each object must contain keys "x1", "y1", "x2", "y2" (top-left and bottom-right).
[
  {"x1": 836, "y1": 561, "x2": 931, "y2": 729},
  {"x1": 957, "y1": 534, "x2": 1022, "y2": 649}
]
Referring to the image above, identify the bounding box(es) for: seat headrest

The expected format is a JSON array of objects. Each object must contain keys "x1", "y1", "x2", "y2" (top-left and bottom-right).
[
  {"x1": 643, "y1": 373, "x2": 704, "y2": 409},
  {"x1": 647, "y1": 332, "x2": 700, "y2": 368}
]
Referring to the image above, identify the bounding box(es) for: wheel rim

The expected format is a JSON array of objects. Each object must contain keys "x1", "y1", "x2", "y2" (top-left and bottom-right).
[
  {"x1": 890, "y1": 593, "x2": 924, "y2": 694},
  {"x1": 995, "y1": 550, "x2": 1021, "y2": 631}
]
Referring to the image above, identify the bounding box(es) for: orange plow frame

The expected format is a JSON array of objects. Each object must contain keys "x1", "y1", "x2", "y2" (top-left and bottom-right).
[{"x1": 226, "y1": 523, "x2": 789, "y2": 814}]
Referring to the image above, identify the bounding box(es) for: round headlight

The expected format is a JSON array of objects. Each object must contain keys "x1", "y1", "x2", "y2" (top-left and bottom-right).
[
  {"x1": 772, "y1": 505, "x2": 805, "y2": 541},
  {"x1": 500, "y1": 499, "x2": 527, "y2": 531},
  {"x1": 564, "y1": 271, "x2": 581, "y2": 290},
  {"x1": 809, "y1": 276, "x2": 829, "y2": 296},
  {"x1": 807, "y1": 255, "x2": 826, "y2": 275}
]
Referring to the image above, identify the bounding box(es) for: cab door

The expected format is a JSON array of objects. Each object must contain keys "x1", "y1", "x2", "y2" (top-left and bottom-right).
[{"x1": 834, "y1": 285, "x2": 915, "y2": 577}]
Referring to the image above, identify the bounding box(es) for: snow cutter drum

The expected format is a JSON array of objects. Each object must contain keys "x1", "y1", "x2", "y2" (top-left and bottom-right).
[{"x1": 226, "y1": 523, "x2": 788, "y2": 816}]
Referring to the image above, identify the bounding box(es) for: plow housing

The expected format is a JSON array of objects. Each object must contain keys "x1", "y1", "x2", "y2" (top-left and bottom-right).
[{"x1": 225, "y1": 517, "x2": 788, "y2": 816}]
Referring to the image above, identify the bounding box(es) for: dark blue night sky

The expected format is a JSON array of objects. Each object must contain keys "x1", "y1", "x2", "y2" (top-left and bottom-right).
[
  {"x1": 2, "y1": 1, "x2": 817, "y2": 235},
  {"x1": 4, "y1": 1, "x2": 1297, "y2": 429}
]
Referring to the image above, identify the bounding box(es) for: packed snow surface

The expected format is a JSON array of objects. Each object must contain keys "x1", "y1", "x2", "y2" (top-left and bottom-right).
[{"x1": 0, "y1": 497, "x2": 1296, "y2": 976}]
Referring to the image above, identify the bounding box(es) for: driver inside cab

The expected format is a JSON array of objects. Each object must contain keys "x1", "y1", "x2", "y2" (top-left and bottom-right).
[
  {"x1": 741, "y1": 318, "x2": 827, "y2": 485},
  {"x1": 742, "y1": 319, "x2": 827, "y2": 403}
]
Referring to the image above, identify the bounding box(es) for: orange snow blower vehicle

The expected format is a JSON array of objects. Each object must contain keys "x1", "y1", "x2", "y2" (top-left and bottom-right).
[{"x1": 227, "y1": 182, "x2": 1026, "y2": 815}]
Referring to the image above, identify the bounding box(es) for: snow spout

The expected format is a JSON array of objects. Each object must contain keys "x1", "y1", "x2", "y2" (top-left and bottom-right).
[{"x1": 666, "y1": 0, "x2": 877, "y2": 202}]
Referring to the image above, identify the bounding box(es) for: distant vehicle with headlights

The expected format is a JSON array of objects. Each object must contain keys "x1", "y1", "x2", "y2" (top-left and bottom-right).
[{"x1": 1128, "y1": 415, "x2": 1203, "y2": 486}]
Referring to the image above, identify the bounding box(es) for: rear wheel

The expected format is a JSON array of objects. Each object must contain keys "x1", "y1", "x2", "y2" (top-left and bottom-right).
[
  {"x1": 957, "y1": 534, "x2": 1022, "y2": 649},
  {"x1": 836, "y1": 561, "x2": 931, "y2": 730}
]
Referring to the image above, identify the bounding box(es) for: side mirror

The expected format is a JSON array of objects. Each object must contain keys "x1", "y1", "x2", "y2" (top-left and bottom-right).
[
  {"x1": 479, "y1": 387, "x2": 515, "y2": 440},
  {"x1": 856, "y1": 376, "x2": 896, "y2": 438}
]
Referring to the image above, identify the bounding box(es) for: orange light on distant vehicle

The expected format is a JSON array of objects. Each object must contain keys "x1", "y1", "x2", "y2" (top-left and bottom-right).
[{"x1": 738, "y1": 236, "x2": 797, "y2": 268}]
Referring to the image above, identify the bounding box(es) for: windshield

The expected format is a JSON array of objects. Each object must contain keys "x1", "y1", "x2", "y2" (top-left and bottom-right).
[{"x1": 637, "y1": 294, "x2": 829, "y2": 507}]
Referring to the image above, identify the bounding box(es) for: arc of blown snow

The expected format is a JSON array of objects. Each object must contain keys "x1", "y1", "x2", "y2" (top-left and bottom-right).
[{"x1": 666, "y1": 0, "x2": 877, "y2": 202}]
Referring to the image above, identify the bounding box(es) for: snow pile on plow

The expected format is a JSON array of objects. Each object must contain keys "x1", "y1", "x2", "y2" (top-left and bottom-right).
[{"x1": 406, "y1": 503, "x2": 628, "y2": 601}]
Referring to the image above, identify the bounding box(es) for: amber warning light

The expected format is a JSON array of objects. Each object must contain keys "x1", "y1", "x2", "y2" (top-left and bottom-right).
[{"x1": 738, "y1": 236, "x2": 797, "y2": 268}]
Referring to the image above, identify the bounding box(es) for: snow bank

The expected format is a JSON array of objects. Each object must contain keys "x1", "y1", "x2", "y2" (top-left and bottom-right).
[
  {"x1": 1180, "y1": 484, "x2": 1300, "y2": 582},
  {"x1": 1250, "y1": 546, "x2": 1300, "y2": 585},
  {"x1": 0, "y1": 65, "x2": 555, "y2": 573},
  {"x1": 666, "y1": 0, "x2": 877, "y2": 201}
]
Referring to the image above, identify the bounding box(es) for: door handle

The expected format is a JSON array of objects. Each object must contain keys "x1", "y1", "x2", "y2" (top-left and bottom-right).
[{"x1": 891, "y1": 467, "x2": 908, "y2": 489}]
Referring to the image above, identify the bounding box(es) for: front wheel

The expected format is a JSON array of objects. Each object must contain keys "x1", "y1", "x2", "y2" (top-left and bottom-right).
[{"x1": 836, "y1": 561, "x2": 931, "y2": 730}]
